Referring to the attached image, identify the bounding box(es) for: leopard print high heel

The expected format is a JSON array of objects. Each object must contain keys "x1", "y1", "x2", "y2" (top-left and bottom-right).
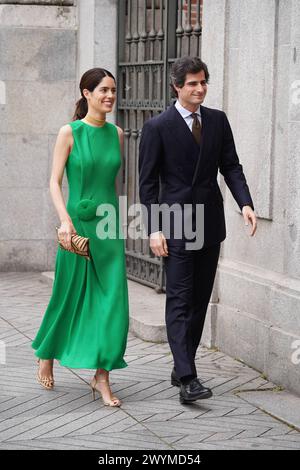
[{"x1": 36, "y1": 359, "x2": 54, "y2": 390}]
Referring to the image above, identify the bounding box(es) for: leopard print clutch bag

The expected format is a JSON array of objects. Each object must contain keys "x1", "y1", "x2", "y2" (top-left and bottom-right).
[{"x1": 55, "y1": 227, "x2": 90, "y2": 260}]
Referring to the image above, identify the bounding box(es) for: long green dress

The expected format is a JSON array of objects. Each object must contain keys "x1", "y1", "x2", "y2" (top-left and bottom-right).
[{"x1": 32, "y1": 120, "x2": 129, "y2": 370}]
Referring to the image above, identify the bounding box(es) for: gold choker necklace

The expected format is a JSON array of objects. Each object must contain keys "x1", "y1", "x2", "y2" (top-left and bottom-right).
[{"x1": 85, "y1": 114, "x2": 106, "y2": 126}]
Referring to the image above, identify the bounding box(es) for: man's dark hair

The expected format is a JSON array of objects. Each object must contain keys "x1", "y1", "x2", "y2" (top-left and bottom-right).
[{"x1": 170, "y1": 56, "x2": 209, "y2": 98}]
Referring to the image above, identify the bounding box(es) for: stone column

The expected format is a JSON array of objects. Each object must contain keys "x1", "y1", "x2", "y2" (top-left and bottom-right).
[
  {"x1": 0, "y1": 1, "x2": 77, "y2": 271},
  {"x1": 200, "y1": 0, "x2": 227, "y2": 347},
  {"x1": 199, "y1": 0, "x2": 300, "y2": 394}
]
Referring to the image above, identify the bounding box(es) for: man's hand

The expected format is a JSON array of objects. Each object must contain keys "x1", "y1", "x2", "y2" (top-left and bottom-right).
[
  {"x1": 242, "y1": 205, "x2": 257, "y2": 236},
  {"x1": 149, "y1": 231, "x2": 168, "y2": 257}
]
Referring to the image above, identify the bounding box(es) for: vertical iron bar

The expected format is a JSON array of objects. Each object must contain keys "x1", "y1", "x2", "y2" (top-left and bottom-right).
[
  {"x1": 194, "y1": 0, "x2": 201, "y2": 56},
  {"x1": 163, "y1": 0, "x2": 169, "y2": 110},
  {"x1": 126, "y1": 0, "x2": 133, "y2": 62},
  {"x1": 124, "y1": 111, "x2": 130, "y2": 251},
  {"x1": 176, "y1": 0, "x2": 183, "y2": 58},
  {"x1": 149, "y1": 0, "x2": 156, "y2": 107},
  {"x1": 185, "y1": 0, "x2": 193, "y2": 55},
  {"x1": 141, "y1": 0, "x2": 148, "y2": 58},
  {"x1": 157, "y1": 0, "x2": 164, "y2": 59}
]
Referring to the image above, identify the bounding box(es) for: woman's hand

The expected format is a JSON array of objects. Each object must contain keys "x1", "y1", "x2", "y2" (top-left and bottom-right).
[{"x1": 57, "y1": 220, "x2": 77, "y2": 251}]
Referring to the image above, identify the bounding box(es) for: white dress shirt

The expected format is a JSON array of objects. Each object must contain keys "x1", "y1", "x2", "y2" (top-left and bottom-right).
[{"x1": 175, "y1": 100, "x2": 201, "y2": 131}]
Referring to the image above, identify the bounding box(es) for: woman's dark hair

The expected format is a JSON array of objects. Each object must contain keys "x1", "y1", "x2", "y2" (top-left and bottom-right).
[
  {"x1": 72, "y1": 68, "x2": 116, "y2": 121},
  {"x1": 170, "y1": 56, "x2": 209, "y2": 98}
]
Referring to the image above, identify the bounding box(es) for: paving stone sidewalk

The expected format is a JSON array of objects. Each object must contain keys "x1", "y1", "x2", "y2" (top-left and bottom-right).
[{"x1": 0, "y1": 272, "x2": 300, "y2": 450}]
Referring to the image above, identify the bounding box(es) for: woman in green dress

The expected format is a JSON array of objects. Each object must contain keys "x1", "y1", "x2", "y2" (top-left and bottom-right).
[{"x1": 32, "y1": 68, "x2": 129, "y2": 407}]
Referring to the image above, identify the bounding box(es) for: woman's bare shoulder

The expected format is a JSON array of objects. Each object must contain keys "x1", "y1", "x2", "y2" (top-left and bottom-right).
[
  {"x1": 115, "y1": 125, "x2": 124, "y2": 137},
  {"x1": 57, "y1": 124, "x2": 74, "y2": 144},
  {"x1": 59, "y1": 124, "x2": 73, "y2": 136},
  {"x1": 55, "y1": 124, "x2": 74, "y2": 154}
]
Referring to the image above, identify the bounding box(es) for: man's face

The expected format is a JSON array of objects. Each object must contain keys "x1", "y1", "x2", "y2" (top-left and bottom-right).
[{"x1": 174, "y1": 70, "x2": 208, "y2": 111}]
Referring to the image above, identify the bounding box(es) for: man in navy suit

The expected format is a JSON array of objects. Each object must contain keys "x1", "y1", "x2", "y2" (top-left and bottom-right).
[{"x1": 138, "y1": 56, "x2": 257, "y2": 404}]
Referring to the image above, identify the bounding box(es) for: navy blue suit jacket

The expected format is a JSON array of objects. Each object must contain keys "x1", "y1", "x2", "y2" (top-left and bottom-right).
[{"x1": 138, "y1": 103, "x2": 254, "y2": 248}]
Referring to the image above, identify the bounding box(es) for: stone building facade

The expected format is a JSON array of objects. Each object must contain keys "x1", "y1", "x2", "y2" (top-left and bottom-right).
[{"x1": 0, "y1": 0, "x2": 299, "y2": 394}]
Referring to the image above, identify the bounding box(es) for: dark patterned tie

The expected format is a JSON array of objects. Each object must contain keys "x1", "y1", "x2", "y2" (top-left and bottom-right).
[{"x1": 191, "y1": 112, "x2": 201, "y2": 145}]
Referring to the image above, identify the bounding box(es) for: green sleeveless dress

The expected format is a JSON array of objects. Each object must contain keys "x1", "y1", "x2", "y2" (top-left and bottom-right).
[{"x1": 32, "y1": 120, "x2": 129, "y2": 370}]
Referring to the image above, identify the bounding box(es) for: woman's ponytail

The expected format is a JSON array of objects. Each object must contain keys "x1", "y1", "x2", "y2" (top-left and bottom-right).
[{"x1": 72, "y1": 96, "x2": 88, "y2": 121}]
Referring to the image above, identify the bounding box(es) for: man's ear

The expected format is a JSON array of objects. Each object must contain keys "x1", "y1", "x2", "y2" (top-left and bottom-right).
[{"x1": 173, "y1": 84, "x2": 180, "y2": 96}]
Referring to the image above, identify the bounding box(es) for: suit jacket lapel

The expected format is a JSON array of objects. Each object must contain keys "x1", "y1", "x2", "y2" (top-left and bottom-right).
[
  {"x1": 165, "y1": 104, "x2": 199, "y2": 161},
  {"x1": 163, "y1": 104, "x2": 214, "y2": 186}
]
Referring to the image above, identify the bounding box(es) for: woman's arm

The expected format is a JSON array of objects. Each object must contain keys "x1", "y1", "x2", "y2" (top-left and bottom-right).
[{"x1": 49, "y1": 124, "x2": 76, "y2": 250}]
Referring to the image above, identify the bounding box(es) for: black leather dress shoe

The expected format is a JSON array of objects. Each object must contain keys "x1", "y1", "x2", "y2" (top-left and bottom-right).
[
  {"x1": 179, "y1": 378, "x2": 213, "y2": 403},
  {"x1": 171, "y1": 368, "x2": 181, "y2": 387}
]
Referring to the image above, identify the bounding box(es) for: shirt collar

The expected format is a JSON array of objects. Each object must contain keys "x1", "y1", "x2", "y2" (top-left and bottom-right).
[{"x1": 175, "y1": 100, "x2": 201, "y2": 118}]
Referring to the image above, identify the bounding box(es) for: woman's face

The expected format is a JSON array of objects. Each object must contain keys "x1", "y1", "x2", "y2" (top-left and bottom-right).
[{"x1": 84, "y1": 76, "x2": 116, "y2": 114}]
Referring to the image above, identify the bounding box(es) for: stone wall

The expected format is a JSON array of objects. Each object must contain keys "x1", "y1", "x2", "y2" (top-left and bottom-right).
[
  {"x1": 0, "y1": 0, "x2": 118, "y2": 270},
  {"x1": 1, "y1": 0, "x2": 299, "y2": 395},
  {"x1": 201, "y1": 0, "x2": 300, "y2": 395}
]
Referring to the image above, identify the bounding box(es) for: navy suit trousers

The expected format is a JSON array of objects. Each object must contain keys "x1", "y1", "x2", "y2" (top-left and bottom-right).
[{"x1": 163, "y1": 242, "x2": 221, "y2": 379}]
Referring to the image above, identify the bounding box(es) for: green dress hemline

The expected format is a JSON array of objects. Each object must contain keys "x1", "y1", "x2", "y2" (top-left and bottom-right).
[
  {"x1": 32, "y1": 346, "x2": 128, "y2": 371},
  {"x1": 32, "y1": 346, "x2": 128, "y2": 372}
]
